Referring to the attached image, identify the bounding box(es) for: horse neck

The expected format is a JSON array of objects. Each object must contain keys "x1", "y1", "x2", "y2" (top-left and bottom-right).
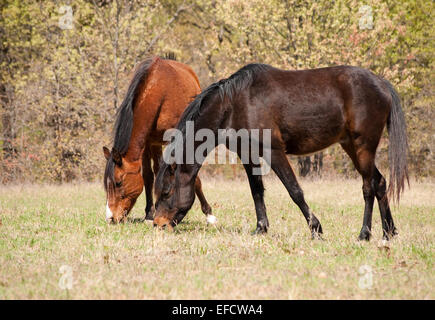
[
  {"x1": 180, "y1": 99, "x2": 229, "y2": 179},
  {"x1": 124, "y1": 128, "x2": 144, "y2": 163},
  {"x1": 124, "y1": 101, "x2": 155, "y2": 163}
]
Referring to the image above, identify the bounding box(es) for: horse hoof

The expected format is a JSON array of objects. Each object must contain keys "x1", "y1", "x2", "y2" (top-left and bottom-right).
[
  {"x1": 383, "y1": 227, "x2": 398, "y2": 240},
  {"x1": 145, "y1": 213, "x2": 154, "y2": 221},
  {"x1": 358, "y1": 231, "x2": 371, "y2": 241},
  {"x1": 311, "y1": 232, "x2": 324, "y2": 240},
  {"x1": 145, "y1": 207, "x2": 155, "y2": 220},
  {"x1": 252, "y1": 226, "x2": 268, "y2": 235}
]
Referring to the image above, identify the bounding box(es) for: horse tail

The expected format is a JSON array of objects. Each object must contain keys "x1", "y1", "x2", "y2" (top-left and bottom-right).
[
  {"x1": 113, "y1": 58, "x2": 156, "y2": 154},
  {"x1": 385, "y1": 80, "x2": 409, "y2": 203}
]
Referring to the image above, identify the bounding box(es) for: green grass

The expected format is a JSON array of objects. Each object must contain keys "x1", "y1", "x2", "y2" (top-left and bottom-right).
[{"x1": 0, "y1": 177, "x2": 433, "y2": 299}]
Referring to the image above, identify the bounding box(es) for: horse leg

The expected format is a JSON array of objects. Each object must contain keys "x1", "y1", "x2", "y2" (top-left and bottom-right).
[
  {"x1": 194, "y1": 177, "x2": 215, "y2": 224},
  {"x1": 359, "y1": 163, "x2": 375, "y2": 241},
  {"x1": 373, "y1": 167, "x2": 398, "y2": 240},
  {"x1": 142, "y1": 145, "x2": 154, "y2": 220},
  {"x1": 241, "y1": 162, "x2": 269, "y2": 234},
  {"x1": 340, "y1": 141, "x2": 376, "y2": 241},
  {"x1": 151, "y1": 145, "x2": 161, "y2": 177},
  {"x1": 144, "y1": 144, "x2": 165, "y2": 220},
  {"x1": 270, "y1": 149, "x2": 322, "y2": 239}
]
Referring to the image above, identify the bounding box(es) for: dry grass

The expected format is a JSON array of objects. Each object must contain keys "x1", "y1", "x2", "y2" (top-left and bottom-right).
[{"x1": 0, "y1": 177, "x2": 433, "y2": 299}]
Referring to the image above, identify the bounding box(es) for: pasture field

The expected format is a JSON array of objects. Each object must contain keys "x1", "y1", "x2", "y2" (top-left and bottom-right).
[{"x1": 0, "y1": 177, "x2": 433, "y2": 299}]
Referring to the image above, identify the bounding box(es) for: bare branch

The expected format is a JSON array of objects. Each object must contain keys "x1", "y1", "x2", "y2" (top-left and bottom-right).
[{"x1": 143, "y1": 2, "x2": 193, "y2": 55}]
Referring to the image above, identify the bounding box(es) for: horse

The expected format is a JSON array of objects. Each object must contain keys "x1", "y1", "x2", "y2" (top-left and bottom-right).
[
  {"x1": 103, "y1": 56, "x2": 215, "y2": 224},
  {"x1": 153, "y1": 63, "x2": 408, "y2": 241}
]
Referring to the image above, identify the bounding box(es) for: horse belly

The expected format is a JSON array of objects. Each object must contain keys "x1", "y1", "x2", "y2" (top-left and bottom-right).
[{"x1": 280, "y1": 104, "x2": 345, "y2": 155}]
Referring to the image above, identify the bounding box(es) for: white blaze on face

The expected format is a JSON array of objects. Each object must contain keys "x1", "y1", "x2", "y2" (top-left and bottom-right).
[{"x1": 106, "y1": 202, "x2": 113, "y2": 221}]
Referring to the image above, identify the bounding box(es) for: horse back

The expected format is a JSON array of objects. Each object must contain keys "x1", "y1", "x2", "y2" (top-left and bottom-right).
[
  {"x1": 133, "y1": 58, "x2": 201, "y2": 144},
  {"x1": 235, "y1": 66, "x2": 392, "y2": 155}
]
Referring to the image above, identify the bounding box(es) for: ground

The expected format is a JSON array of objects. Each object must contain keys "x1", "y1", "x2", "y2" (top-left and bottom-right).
[{"x1": 0, "y1": 177, "x2": 433, "y2": 299}]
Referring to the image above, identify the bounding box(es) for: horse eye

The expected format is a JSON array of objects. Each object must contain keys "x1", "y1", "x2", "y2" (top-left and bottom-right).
[
  {"x1": 115, "y1": 181, "x2": 122, "y2": 188},
  {"x1": 161, "y1": 188, "x2": 170, "y2": 197}
]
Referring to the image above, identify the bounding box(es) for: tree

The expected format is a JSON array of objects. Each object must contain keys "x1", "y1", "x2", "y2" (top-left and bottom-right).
[{"x1": 0, "y1": 0, "x2": 432, "y2": 183}]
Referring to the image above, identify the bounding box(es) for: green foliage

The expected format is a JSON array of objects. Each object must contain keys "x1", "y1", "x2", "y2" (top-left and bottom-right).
[{"x1": 0, "y1": 0, "x2": 433, "y2": 182}]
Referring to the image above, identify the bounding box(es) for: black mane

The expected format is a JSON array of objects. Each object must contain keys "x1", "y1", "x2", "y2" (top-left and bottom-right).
[
  {"x1": 176, "y1": 63, "x2": 270, "y2": 134},
  {"x1": 163, "y1": 52, "x2": 177, "y2": 61},
  {"x1": 113, "y1": 58, "x2": 154, "y2": 155}
]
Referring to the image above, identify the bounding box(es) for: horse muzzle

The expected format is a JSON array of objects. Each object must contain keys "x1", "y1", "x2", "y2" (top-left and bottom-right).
[{"x1": 153, "y1": 216, "x2": 174, "y2": 232}]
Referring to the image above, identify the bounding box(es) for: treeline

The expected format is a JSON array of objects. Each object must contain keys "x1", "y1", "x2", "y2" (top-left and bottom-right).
[{"x1": 0, "y1": 0, "x2": 433, "y2": 183}]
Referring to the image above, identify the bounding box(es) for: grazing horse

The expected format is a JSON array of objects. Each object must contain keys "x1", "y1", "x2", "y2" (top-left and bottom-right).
[
  {"x1": 153, "y1": 63, "x2": 408, "y2": 241},
  {"x1": 103, "y1": 56, "x2": 214, "y2": 223}
]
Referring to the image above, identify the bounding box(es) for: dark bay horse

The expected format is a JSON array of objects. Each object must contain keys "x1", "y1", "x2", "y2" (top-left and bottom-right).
[
  {"x1": 153, "y1": 63, "x2": 408, "y2": 241},
  {"x1": 103, "y1": 56, "x2": 214, "y2": 223}
]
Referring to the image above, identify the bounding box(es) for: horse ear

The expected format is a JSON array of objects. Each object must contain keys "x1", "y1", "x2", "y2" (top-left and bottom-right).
[
  {"x1": 111, "y1": 148, "x2": 122, "y2": 166},
  {"x1": 103, "y1": 146, "x2": 111, "y2": 160}
]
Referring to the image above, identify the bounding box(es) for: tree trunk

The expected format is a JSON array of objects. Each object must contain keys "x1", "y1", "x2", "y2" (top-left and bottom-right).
[
  {"x1": 0, "y1": 82, "x2": 15, "y2": 158},
  {"x1": 298, "y1": 152, "x2": 323, "y2": 177}
]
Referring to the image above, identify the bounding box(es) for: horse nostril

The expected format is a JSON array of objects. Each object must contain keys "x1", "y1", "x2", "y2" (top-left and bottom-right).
[{"x1": 153, "y1": 222, "x2": 167, "y2": 229}]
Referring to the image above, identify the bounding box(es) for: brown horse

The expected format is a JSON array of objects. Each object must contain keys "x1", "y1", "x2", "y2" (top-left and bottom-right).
[
  {"x1": 103, "y1": 56, "x2": 214, "y2": 224},
  {"x1": 153, "y1": 63, "x2": 408, "y2": 241}
]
